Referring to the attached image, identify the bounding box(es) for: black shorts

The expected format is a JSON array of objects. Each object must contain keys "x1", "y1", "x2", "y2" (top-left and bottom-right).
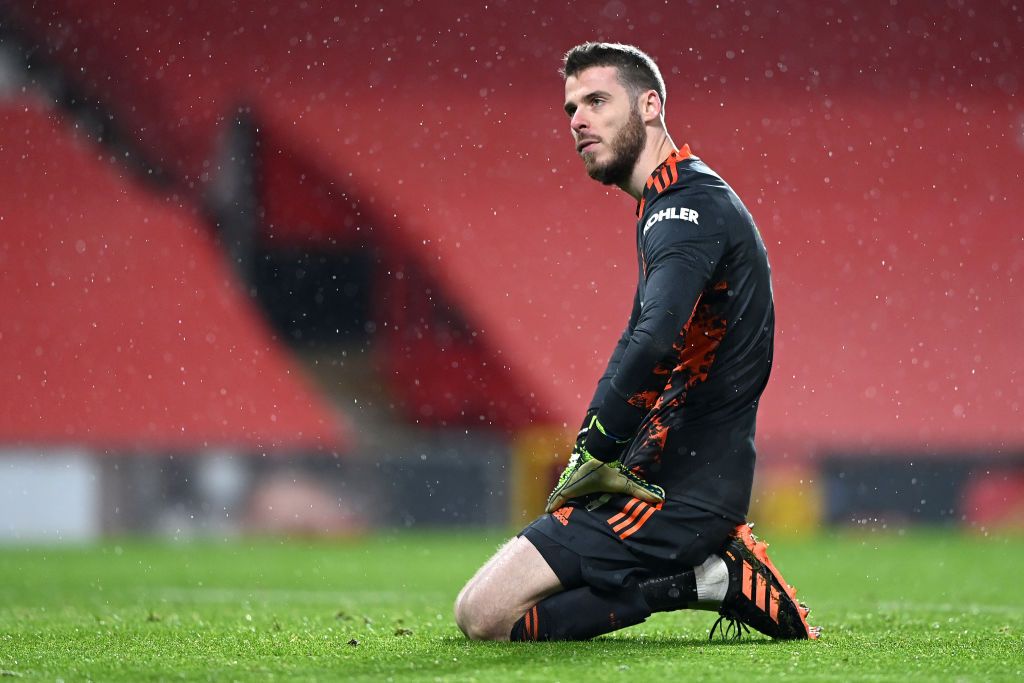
[{"x1": 520, "y1": 494, "x2": 737, "y2": 593}]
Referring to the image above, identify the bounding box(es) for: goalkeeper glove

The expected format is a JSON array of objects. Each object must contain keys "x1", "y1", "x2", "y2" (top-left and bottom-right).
[{"x1": 545, "y1": 415, "x2": 665, "y2": 513}]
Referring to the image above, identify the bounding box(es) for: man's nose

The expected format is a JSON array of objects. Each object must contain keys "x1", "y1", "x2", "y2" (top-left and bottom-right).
[{"x1": 571, "y1": 111, "x2": 588, "y2": 133}]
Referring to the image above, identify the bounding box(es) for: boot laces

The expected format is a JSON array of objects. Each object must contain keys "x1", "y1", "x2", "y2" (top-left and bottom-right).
[{"x1": 709, "y1": 610, "x2": 751, "y2": 641}]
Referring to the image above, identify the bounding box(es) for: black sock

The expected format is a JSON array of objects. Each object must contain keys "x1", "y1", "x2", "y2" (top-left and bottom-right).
[
  {"x1": 637, "y1": 570, "x2": 698, "y2": 612},
  {"x1": 509, "y1": 585, "x2": 652, "y2": 641}
]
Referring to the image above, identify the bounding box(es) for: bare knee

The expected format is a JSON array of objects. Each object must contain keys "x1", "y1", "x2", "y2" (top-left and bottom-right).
[
  {"x1": 453, "y1": 583, "x2": 474, "y2": 637},
  {"x1": 454, "y1": 582, "x2": 511, "y2": 641},
  {"x1": 453, "y1": 536, "x2": 562, "y2": 641}
]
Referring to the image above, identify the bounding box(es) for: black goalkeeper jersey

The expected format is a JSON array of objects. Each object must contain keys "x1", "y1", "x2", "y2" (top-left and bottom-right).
[{"x1": 588, "y1": 145, "x2": 774, "y2": 521}]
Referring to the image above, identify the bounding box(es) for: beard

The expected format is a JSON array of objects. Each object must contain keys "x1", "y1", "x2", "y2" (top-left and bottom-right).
[{"x1": 582, "y1": 107, "x2": 647, "y2": 186}]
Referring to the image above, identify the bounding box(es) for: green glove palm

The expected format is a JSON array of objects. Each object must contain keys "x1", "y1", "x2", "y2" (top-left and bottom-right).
[{"x1": 545, "y1": 418, "x2": 665, "y2": 513}]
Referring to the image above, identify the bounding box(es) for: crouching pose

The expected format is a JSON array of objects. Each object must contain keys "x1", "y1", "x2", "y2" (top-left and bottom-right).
[{"x1": 455, "y1": 42, "x2": 819, "y2": 643}]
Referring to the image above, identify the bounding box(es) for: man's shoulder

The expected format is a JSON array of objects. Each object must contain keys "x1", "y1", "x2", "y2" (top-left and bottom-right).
[
  {"x1": 642, "y1": 155, "x2": 731, "y2": 205},
  {"x1": 638, "y1": 160, "x2": 756, "y2": 244},
  {"x1": 673, "y1": 157, "x2": 735, "y2": 200},
  {"x1": 640, "y1": 176, "x2": 735, "y2": 226},
  {"x1": 662, "y1": 155, "x2": 752, "y2": 208}
]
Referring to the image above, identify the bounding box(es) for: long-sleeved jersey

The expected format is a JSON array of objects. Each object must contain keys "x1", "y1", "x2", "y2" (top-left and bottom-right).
[{"x1": 588, "y1": 145, "x2": 774, "y2": 521}]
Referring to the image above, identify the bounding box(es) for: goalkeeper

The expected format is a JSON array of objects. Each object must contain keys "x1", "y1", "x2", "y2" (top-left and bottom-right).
[{"x1": 455, "y1": 42, "x2": 818, "y2": 642}]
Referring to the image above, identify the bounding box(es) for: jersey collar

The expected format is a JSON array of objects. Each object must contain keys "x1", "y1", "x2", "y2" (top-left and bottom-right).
[{"x1": 635, "y1": 144, "x2": 692, "y2": 219}]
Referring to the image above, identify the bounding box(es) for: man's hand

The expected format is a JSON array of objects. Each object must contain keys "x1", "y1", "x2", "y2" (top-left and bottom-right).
[{"x1": 545, "y1": 434, "x2": 665, "y2": 513}]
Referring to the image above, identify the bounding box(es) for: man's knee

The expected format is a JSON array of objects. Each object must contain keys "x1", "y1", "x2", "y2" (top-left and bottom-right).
[
  {"x1": 453, "y1": 535, "x2": 562, "y2": 641},
  {"x1": 452, "y1": 582, "x2": 476, "y2": 637},
  {"x1": 454, "y1": 584, "x2": 512, "y2": 641}
]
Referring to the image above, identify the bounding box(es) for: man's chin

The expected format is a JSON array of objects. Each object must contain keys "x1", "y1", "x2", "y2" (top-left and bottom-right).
[{"x1": 585, "y1": 161, "x2": 626, "y2": 186}]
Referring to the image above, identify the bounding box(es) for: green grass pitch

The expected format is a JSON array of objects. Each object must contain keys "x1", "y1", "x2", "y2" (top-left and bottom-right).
[{"x1": 1, "y1": 530, "x2": 1022, "y2": 681}]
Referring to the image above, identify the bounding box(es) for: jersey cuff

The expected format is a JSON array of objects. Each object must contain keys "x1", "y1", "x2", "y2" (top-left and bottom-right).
[{"x1": 594, "y1": 387, "x2": 647, "y2": 447}]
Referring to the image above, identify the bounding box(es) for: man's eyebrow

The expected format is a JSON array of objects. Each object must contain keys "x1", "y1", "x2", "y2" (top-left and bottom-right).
[{"x1": 563, "y1": 90, "x2": 612, "y2": 116}]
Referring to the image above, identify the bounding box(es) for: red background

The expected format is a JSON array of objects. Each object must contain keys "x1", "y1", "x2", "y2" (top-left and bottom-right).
[{"x1": 2, "y1": 0, "x2": 1021, "y2": 456}]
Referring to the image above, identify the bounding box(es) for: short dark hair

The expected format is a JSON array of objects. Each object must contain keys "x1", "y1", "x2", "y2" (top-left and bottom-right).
[{"x1": 561, "y1": 42, "x2": 666, "y2": 109}]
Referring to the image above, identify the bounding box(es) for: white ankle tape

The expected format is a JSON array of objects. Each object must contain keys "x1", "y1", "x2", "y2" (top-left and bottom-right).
[{"x1": 694, "y1": 554, "x2": 729, "y2": 603}]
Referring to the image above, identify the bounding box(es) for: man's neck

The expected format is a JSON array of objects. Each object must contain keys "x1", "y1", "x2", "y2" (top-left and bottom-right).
[{"x1": 620, "y1": 131, "x2": 677, "y2": 200}]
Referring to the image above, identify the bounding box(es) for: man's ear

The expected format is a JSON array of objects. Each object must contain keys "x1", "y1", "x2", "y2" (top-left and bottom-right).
[{"x1": 639, "y1": 89, "x2": 663, "y2": 123}]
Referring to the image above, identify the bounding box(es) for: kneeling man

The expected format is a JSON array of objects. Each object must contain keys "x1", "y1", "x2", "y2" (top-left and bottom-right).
[{"x1": 455, "y1": 42, "x2": 819, "y2": 643}]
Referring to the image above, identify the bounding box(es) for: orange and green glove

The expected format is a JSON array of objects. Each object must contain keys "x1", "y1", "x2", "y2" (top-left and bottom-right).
[{"x1": 545, "y1": 415, "x2": 665, "y2": 513}]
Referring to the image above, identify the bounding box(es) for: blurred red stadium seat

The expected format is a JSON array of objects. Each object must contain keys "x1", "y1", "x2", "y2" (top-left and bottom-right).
[
  {"x1": 6, "y1": 1, "x2": 1022, "y2": 455},
  {"x1": 0, "y1": 101, "x2": 349, "y2": 451}
]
